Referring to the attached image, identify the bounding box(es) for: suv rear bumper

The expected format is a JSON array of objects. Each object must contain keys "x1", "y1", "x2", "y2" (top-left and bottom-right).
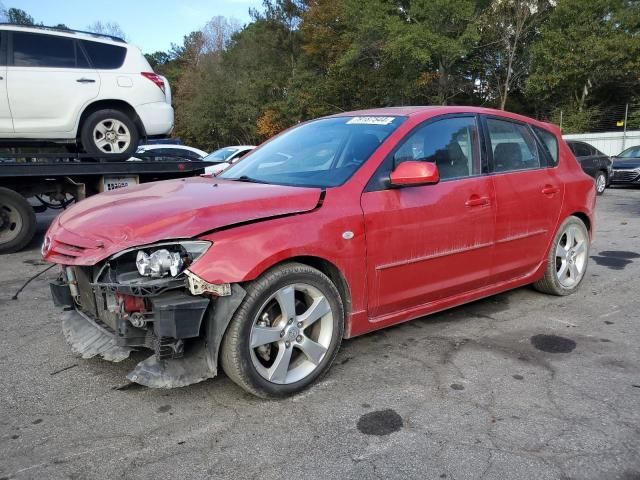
[{"x1": 135, "y1": 102, "x2": 174, "y2": 136}]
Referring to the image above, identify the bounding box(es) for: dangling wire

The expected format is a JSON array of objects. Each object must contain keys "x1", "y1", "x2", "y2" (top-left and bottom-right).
[{"x1": 11, "y1": 264, "x2": 55, "y2": 300}]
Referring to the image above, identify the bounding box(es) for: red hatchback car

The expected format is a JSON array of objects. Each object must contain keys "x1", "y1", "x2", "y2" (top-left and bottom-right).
[{"x1": 44, "y1": 107, "x2": 596, "y2": 397}]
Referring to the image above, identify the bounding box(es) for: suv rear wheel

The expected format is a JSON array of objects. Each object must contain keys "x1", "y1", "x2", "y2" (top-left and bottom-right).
[{"x1": 80, "y1": 109, "x2": 139, "y2": 156}]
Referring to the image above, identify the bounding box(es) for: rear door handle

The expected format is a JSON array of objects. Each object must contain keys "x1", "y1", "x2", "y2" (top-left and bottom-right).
[
  {"x1": 542, "y1": 185, "x2": 559, "y2": 195},
  {"x1": 76, "y1": 78, "x2": 96, "y2": 83},
  {"x1": 465, "y1": 195, "x2": 490, "y2": 207}
]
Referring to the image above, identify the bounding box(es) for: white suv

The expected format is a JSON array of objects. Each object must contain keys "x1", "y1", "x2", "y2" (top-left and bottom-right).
[{"x1": 0, "y1": 25, "x2": 174, "y2": 155}]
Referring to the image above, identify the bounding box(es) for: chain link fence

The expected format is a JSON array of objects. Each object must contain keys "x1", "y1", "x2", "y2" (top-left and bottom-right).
[{"x1": 553, "y1": 103, "x2": 640, "y2": 155}]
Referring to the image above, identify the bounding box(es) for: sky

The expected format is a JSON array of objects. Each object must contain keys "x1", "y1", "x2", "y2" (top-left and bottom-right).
[{"x1": 6, "y1": 0, "x2": 264, "y2": 53}]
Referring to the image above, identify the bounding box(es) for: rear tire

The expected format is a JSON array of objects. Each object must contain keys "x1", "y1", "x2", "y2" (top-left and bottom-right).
[
  {"x1": 220, "y1": 262, "x2": 344, "y2": 398},
  {"x1": 80, "y1": 109, "x2": 139, "y2": 157},
  {"x1": 533, "y1": 216, "x2": 589, "y2": 296},
  {"x1": 0, "y1": 187, "x2": 36, "y2": 254},
  {"x1": 595, "y1": 171, "x2": 607, "y2": 195}
]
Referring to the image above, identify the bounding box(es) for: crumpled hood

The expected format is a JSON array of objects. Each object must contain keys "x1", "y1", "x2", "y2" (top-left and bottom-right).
[
  {"x1": 44, "y1": 177, "x2": 321, "y2": 265},
  {"x1": 612, "y1": 158, "x2": 640, "y2": 169}
]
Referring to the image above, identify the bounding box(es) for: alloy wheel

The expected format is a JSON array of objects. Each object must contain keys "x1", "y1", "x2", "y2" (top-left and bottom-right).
[
  {"x1": 249, "y1": 283, "x2": 334, "y2": 385},
  {"x1": 596, "y1": 173, "x2": 606, "y2": 194},
  {"x1": 555, "y1": 225, "x2": 588, "y2": 288},
  {"x1": 93, "y1": 119, "x2": 132, "y2": 154}
]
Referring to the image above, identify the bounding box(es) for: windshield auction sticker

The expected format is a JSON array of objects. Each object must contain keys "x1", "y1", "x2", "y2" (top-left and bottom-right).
[{"x1": 346, "y1": 116, "x2": 396, "y2": 125}]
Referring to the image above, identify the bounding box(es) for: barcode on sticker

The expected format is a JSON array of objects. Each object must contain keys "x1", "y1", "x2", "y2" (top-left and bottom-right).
[{"x1": 346, "y1": 116, "x2": 395, "y2": 125}]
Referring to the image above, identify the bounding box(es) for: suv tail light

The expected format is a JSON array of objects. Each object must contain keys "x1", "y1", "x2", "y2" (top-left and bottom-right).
[{"x1": 141, "y1": 72, "x2": 165, "y2": 94}]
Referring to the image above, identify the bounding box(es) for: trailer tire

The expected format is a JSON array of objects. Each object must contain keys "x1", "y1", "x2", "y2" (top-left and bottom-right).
[{"x1": 0, "y1": 187, "x2": 36, "y2": 254}]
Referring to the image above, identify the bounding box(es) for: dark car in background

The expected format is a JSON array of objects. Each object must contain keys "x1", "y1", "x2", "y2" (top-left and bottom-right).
[
  {"x1": 566, "y1": 140, "x2": 612, "y2": 195},
  {"x1": 610, "y1": 146, "x2": 640, "y2": 186}
]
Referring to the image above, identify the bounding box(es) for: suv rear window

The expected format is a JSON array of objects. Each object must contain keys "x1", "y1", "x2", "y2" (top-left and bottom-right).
[
  {"x1": 13, "y1": 32, "x2": 77, "y2": 68},
  {"x1": 81, "y1": 40, "x2": 126, "y2": 69}
]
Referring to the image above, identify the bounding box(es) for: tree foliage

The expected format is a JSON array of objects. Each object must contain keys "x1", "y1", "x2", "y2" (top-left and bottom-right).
[
  {"x1": 86, "y1": 21, "x2": 127, "y2": 40},
  {"x1": 10, "y1": 0, "x2": 640, "y2": 143},
  {"x1": 5, "y1": 7, "x2": 35, "y2": 25},
  {"x1": 526, "y1": 0, "x2": 640, "y2": 128}
]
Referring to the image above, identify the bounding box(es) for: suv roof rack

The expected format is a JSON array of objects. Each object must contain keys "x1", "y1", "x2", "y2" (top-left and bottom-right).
[{"x1": 0, "y1": 23, "x2": 126, "y2": 43}]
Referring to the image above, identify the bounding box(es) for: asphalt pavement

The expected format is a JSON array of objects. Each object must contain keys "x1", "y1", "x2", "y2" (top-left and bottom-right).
[{"x1": 1, "y1": 188, "x2": 639, "y2": 480}]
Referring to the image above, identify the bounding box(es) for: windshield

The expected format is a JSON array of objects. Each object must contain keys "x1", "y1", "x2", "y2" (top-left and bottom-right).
[
  {"x1": 617, "y1": 146, "x2": 640, "y2": 158},
  {"x1": 204, "y1": 147, "x2": 240, "y2": 163},
  {"x1": 219, "y1": 116, "x2": 406, "y2": 187}
]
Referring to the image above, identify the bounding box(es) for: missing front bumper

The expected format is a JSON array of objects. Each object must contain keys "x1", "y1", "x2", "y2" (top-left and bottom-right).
[
  {"x1": 62, "y1": 309, "x2": 132, "y2": 362},
  {"x1": 61, "y1": 307, "x2": 215, "y2": 388},
  {"x1": 53, "y1": 280, "x2": 246, "y2": 389}
]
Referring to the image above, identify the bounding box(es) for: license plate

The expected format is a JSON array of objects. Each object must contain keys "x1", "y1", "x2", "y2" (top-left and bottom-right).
[{"x1": 102, "y1": 175, "x2": 139, "y2": 191}]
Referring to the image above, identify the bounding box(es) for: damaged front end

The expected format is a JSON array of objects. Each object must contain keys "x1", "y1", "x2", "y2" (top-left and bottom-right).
[{"x1": 49, "y1": 241, "x2": 245, "y2": 388}]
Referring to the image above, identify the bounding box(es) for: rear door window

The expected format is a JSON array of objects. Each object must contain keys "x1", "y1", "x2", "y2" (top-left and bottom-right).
[
  {"x1": 532, "y1": 126, "x2": 559, "y2": 166},
  {"x1": 13, "y1": 32, "x2": 76, "y2": 68},
  {"x1": 486, "y1": 117, "x2": 541, "y2": 172},
  {"x1": 80, "y1": 40, "x2": 126, "y2": 69}
]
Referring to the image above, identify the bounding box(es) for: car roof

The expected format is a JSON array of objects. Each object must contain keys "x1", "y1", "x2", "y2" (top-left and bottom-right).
[
  {"x1": 212, "y1": 145, "x2": 256, "y2": 152},
  {"x1": 329, "y1": 106, "x2": 559, "y2": 131},
  {"x1": 138, "y1": 144, "x2": 208, "y2": 156},
  {"x1": 0, "y1": 24, "x2": 127, "y2": 45}
]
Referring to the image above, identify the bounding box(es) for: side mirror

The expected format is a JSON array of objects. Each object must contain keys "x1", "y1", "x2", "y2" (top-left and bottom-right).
[{"x1": 389, "y1": 161, "x2": 439, "y2": 187}]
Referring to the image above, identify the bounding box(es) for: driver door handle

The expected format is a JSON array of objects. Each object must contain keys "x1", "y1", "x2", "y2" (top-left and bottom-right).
[
  {"x1": 542, "y1": 185, "x2": 559, "y2": 195},
  {"x1": 465, "y1": 195, "x2": 490, "y2": 207}
]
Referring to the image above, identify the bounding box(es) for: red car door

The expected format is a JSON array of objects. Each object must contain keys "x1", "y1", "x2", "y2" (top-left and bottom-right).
[
  {"x1": 361, "y1": 115, "x2": 496, "y2": 322},
  {"x1": 482, "y1": 116, "x2": 564, "y2": 283}
]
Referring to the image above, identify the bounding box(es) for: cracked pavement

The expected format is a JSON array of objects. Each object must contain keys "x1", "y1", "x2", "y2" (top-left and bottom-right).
[{"x1": 1, "y1": 188, "x2": 639, "y2": 480}]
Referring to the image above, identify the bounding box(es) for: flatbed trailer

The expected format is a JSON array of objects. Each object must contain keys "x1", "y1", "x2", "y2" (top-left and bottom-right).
[{"x1": 0, "y1": 152, "x2": 207, "y2": 254}]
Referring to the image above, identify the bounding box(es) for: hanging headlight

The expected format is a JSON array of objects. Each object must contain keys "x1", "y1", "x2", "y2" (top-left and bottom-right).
[
  {"x1": 132, "y1": 241, "x2": 211, "y2": 278},
  {"x1": 136, "y1": 249, "x2": 182, "y2": 277}
]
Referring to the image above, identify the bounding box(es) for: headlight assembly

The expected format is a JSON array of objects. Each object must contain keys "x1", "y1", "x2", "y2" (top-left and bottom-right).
[
  {"x1": 131, "y1": 241, "x2": 211, "y2": 278},
  {"x1": 136, "y1": 249, "x2": 182, "y2": 277}
]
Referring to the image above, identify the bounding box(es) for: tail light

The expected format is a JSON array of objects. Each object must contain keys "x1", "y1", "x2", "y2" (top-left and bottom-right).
[{"x1": 141, "y1": 72, "x2": 165, "y2": 94}]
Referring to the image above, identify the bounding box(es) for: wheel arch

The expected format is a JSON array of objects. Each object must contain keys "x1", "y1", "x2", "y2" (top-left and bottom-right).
[
  {"x1": 286, "y1": 255, "x2": 353, "y2": 321},
  {"x1": 239, "y1": 254, "x2": 353, "y2": 332},
  {"x1": 76, "y1": 99, "x2": 146, "y2": 140},
  {"x1": 570, "y1": 211, "x2": 591, "y2": 233}
]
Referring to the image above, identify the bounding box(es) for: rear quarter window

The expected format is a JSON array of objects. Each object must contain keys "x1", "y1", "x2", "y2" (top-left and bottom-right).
[
  {"x1": 532, "y1": 126, "x2": 559, "y2": 166},
  {"x1": 81, "y1": 40, "x2": 126, "y2": 69}
]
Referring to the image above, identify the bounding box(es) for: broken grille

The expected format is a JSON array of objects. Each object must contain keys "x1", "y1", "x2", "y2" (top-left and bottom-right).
[{"x1": 73, "y1": 267, "x2": 119, "y2": 331}]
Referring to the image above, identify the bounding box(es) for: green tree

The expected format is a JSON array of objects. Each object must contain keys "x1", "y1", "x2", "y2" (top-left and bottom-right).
[
  {"x1": 526, "y1": 0, "x2": 640, "y2": 120},
  {"x1": 388, "y1": 0, "x2": 480, "y2": 104},
  {"x1": 474, "y1": 0, "x2": 553, "y2": 110},
  {"x1": 6, "y1": 7, "x2": 35, "y2": 25}
]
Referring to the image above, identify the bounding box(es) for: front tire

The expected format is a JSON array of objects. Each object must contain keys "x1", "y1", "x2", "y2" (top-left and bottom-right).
[
  {"x1": 533, "y1": 216, "x2": 589, "y2": 296},
  {"x1": 80, "y1": 109, "x2": 139, "y2": 156},
  {"x1": 595, "y1": 171, "x2": 607, "y2": 195},
  {"x1": 220, "y1": 262, "x2": 344, "y2": 398}
]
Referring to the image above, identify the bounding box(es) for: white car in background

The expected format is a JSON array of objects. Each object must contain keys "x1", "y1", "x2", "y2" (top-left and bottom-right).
[
  {"x1": 0, "y1": 25, "x2": 174, "y2": 155},
  {"x1": 130, "y1": 144, "x2": 208, "y2": 161},
  {"x1": 203, "y1": 145, "x2": 256, "y2": 174}
]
